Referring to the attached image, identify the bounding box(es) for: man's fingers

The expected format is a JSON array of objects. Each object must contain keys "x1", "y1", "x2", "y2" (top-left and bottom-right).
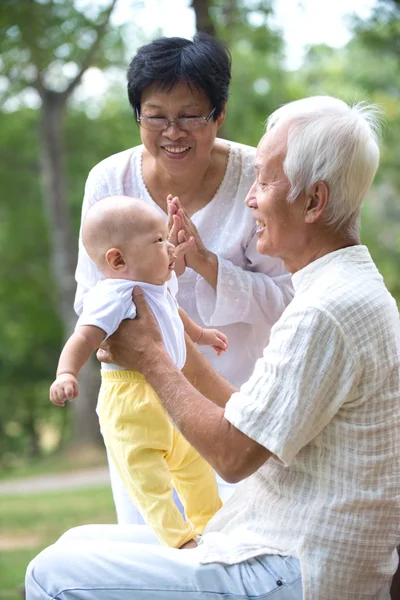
[
  {"x1": 132, "y1": 286, "x2": 152, "y2": 318},
  {"x1": 97, "y1": 348, "x2": 111, "y2": 363}
]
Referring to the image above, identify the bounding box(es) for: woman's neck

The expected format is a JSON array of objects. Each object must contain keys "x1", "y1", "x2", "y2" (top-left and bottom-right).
[{"x1": 142, "y1": 143, "x2": 229, "y2": 217}]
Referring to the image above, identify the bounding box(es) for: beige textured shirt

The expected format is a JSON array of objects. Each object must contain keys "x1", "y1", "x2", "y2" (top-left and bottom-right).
[{"x1": 199, "y1": 245, "x2": 400, "y2": 600}]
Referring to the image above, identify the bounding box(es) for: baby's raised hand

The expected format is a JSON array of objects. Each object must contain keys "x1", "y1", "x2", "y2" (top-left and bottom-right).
[
  {"x1": 49, "y1": 374, "x2": 79, "y2": 406},
  {"x1": 198, "y1": 328, "x2": 228, "y2": 356}
]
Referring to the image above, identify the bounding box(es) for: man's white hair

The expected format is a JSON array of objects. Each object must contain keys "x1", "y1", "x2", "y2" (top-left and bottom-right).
[{"x1": 266, "y1": 96, "x2": 382, "y2": 233}]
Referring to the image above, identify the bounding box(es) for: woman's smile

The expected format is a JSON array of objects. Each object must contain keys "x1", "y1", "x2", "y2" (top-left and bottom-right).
[{"x1": 162, "y1": 145, "x2": 191, "y2": 158}]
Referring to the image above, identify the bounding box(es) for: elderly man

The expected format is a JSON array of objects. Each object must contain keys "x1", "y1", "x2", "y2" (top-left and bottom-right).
[{"x1": 26, "y1": 96, "x2": 399, "y2": 600}]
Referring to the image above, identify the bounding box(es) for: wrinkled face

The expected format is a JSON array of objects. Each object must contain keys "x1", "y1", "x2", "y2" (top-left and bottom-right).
[
  {"x1": 122, "y1": 211, "x2": 176, "y2": 285},
  {"x1": 139, "y1": 81, "x2": 225, "y2": 174},
  {"x1": 245, "y1": 129, "x2": 306, "y2": 268}
]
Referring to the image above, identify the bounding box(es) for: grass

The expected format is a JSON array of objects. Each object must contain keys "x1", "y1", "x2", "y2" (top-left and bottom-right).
[{"x1": 0, "y1": 485, "x2": 116, "y2": 600}]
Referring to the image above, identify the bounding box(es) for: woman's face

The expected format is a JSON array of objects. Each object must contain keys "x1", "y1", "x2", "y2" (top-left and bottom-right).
[{"x1": 139, "y1": 81, "x2": 225, "y2": 175}]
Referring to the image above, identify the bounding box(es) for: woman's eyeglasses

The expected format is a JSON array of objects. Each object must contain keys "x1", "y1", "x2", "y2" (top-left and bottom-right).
[{"x1": 136, "y1": 108, "x2": 216, "y2": 132}]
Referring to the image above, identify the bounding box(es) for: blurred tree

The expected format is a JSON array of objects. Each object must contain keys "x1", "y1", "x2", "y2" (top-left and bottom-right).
[
  {"x1": 190, "y1": 0, "x2": 302, "y2": 144},
  {"x1": 0, "y1": 0, "x2": 126, "y2": 449},
  {"x1": 192, "y1": 0, "x2": 216, "y2": 36}
]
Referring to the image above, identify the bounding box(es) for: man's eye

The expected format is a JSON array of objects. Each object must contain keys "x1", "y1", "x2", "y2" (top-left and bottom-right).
[{"x1": 182, "y1": 115, "x2": 199, "y2": 119}]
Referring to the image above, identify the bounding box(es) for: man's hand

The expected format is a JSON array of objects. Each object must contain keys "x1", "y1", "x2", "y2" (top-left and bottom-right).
[
  {"x1": 97, "y1": 287, "x2": 166, "y2": 372},
  {"x1": 197, "y1": 328, "x2": 228, "y2": 356},
  {"x1": 49, "y1": 374, "x2": 79, "y2": 406}
]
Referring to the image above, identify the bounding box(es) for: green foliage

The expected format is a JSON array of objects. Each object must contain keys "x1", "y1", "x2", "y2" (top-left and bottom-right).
[
  {"x1": 0, "y1": 0, "x2": 125, "y2": 100},
  {"x1": 0, "y1": 109, "x2": 63, "y2": 466}
]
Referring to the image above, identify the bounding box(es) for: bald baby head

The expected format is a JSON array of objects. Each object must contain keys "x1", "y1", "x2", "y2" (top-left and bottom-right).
[
  {"x1": 82, "y1": 195, "x2": 175, "y2": 285},
  {"x1": 82, "y1": 196, "x2": 161, "y2": 268}
]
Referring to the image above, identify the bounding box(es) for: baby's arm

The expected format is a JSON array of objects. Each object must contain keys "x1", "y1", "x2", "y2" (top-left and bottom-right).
[
  {"x1": 178, "y1": 307, "x2": 228, "y2": 356},
  {"x1": 49, "y1": 325, "x2": 105, "y2": 406}
]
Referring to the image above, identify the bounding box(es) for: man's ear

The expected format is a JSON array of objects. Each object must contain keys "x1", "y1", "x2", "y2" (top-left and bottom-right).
[
  {"x1": 105, "y1": 248, "x2": 125, "y2": 271},
  {"x1": 304, "y1": 181, "x2": 329, "y2": 224}
]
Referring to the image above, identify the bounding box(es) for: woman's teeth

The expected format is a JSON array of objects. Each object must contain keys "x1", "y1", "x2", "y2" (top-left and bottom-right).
[
  {"x1": 164, "y1": 146, "x2": 189, "y2": 154},
  {"x1": 256, "y1": 220, "x2": 265, "y2": 227}
]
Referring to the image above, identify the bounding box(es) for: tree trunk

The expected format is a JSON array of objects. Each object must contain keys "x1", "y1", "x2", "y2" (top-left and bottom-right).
[
  {"x1": 192, "y1": 0, "x2": 216, "y2": 36},
  {"x1": 39, "y1": 89, "x2": 102, "y2": 449}
]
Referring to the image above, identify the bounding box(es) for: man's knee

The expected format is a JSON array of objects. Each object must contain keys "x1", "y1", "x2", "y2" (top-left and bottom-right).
[
  {"x1": 26, "y1": 544, "x2": 63, "y2": 599},
  {"x1": 58, "y1": 524, "x2": 100, "y2": 542}
]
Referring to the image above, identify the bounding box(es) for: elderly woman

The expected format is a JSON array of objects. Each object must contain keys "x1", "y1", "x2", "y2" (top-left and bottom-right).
[{"x1": 74, "y1": 33, "x2": 293, "y2": 523}]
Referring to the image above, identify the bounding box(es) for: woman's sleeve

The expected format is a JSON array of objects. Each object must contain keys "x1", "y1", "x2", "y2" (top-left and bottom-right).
[
  {"x1": 195, "y1": 231, "x2": 294, "y2": 328},
  {"x1": 74, "y1": 169, "x2": 110, "y2": 315}
]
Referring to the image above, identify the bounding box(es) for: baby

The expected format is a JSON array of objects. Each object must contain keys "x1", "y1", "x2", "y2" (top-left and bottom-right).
[{"x1": 50, "y1": 195, "x2": 227, "y2": 548}]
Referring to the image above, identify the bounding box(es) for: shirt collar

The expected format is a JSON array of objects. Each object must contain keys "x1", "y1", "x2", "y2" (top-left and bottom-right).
[
  {"x1": 133, "y1": 280, "x2": 168, "y2": 299},
  {"x1": 291, "y1": 245, "x2": 371, "y2": 293}
]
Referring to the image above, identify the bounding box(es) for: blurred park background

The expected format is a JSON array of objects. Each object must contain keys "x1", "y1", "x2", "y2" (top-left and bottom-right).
[{"x1": 1, "y1": 0, "x2": 400, "y2": 596}]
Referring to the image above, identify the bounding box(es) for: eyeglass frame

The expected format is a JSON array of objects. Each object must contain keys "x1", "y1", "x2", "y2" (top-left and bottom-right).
[{"x1": 135, "y1": 107, "x2": 217, "y2": 131}]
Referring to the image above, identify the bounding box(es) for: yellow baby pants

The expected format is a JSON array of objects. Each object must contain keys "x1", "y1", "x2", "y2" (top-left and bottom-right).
[{"x1": 98, "y1": 370, "x2": 222, "y2": 548}]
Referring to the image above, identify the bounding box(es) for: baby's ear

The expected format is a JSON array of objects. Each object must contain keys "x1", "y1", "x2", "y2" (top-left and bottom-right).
[{"x1": 105, "y1": 248, "x2": 125, "y2": 271}]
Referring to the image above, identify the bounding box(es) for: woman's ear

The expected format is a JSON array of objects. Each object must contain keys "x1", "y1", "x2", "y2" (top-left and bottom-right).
[
  {"x1": 216, "y1": 104, "x2": 227, "y2": 129},
  {"x1": 304, "y1": 181, "x2": 329, "y2": 224},
  {"x1": 105, "y1": 248, "x2": 125, "y2": 271}
]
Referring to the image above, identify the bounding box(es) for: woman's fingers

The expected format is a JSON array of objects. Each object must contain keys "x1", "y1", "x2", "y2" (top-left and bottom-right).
[{"x1": 166, "y1": 194, "x2": 175, "y2": 230}]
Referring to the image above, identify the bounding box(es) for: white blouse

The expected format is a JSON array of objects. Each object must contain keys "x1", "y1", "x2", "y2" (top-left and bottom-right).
[
  {"x1": 200, "y1": 246, "x2": 400, "y2": 600},
  {"x1": 74, "y1": 140, "x2": 294, "y2": 387}
]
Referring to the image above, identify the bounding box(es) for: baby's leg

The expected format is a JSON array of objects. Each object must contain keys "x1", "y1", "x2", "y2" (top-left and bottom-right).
[
  {"x1": 106, "y1": 446, "x2": 146, "y2": 524},
  {"x1": 169, "y1": 430, "x2": 222, "y2": 535},
  {"x1": 99, "y1": 371, "x2": 195, "y2": 547}
]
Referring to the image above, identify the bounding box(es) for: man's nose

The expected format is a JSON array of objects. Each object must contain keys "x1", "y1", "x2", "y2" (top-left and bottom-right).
[{"x1": 245, "y1": 180, "x2": 257, "y2": 208}]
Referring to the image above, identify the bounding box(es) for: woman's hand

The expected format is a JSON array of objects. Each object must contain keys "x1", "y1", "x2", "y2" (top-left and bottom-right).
[
  {"x1": 167, "y1": 196, "x2": 218, "y2": 288},
  {"x1": 97, "y1": 287, "x2": 166, "y2": 372},
  {"x1": 167, "y1": 195, "x2": 194, "y2": 277}
]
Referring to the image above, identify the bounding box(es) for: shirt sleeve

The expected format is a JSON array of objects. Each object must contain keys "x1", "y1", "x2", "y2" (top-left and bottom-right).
[
  {"x1": 195, "y1": 230, "x2": 294, "y2": 328},
  {"x1": 74, "y1": 169, "x2": 111, "y2": 315},
  {"x1": 76, "y1": 286, "x2": 136, "y2": 340},
  {"x1": 224, "y1": 305, "x2": 360, "y2": 466}
]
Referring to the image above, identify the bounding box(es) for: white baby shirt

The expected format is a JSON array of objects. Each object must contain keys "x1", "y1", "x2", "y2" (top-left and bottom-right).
[{"x1": 75, "y1": 272, "x2": 186, "y2": 371}]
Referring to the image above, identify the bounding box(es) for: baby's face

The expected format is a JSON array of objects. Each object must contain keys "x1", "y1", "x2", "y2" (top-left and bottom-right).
[{"x1": 122, "y1": 211, "x2": 176, "y2": 285}]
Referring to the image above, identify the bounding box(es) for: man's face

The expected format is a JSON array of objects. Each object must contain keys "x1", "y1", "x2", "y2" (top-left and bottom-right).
[{"x1": 245, "y1": 129, "x2": 306, "y2": 269}]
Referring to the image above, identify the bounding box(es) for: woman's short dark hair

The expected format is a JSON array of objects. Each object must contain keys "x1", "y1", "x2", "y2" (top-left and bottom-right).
[{"x1": 127, "y1": 33, "x2": 231, "y2": 120}]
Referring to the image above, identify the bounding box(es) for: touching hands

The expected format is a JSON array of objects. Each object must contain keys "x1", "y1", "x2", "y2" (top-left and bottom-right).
[
  {"x1": 167, "y1": 195, "x2": 211, "y2": 273},
  {"x1": 197, "y1": 328, "x2": 228, "y2": 356},
  {"x1": 50, "y1": 373, "x2": 79, "y2": 406},
  {"x1": 167, "y1": 195, "x2": 194, "y2": 276}
]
